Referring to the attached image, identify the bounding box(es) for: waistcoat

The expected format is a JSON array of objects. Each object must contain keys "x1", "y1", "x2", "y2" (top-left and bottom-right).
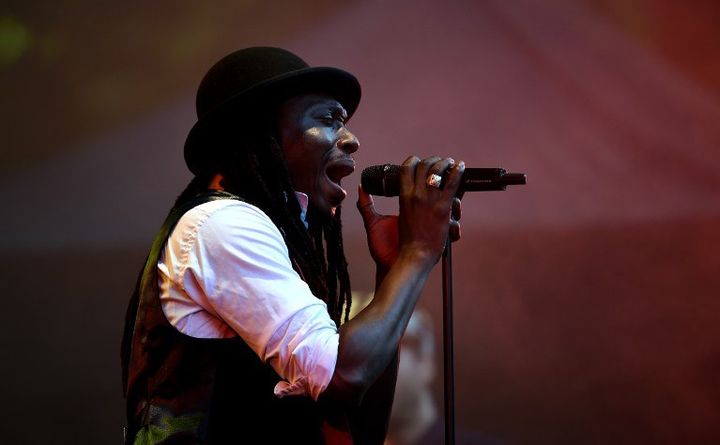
[{"x1": 121, "y1": 191, "x2": 325, "y2": 444}]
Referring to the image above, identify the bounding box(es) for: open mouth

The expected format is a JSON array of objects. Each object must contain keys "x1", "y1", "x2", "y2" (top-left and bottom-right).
[{"x1": 324, "y1": 158, "x2": 355, "y2": 204}]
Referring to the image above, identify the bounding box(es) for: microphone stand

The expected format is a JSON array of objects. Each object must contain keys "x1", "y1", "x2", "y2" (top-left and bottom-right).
[
  {"x1": 442, "y1": 238, "x2": 455, "y2": 445},
  {"x1": 438, "y1": 171, "x2": 524, "y2": 445}
]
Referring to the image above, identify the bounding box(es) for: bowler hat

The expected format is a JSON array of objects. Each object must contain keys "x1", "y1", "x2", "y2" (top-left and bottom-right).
[{"x1": 184, "y1": 47, "x2": 361, "y2": 175}]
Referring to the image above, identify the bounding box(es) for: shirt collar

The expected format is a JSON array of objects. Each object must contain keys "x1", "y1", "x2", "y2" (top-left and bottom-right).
[{"x1": 294, "y1": 191, "x2": 309, "y2": 228}]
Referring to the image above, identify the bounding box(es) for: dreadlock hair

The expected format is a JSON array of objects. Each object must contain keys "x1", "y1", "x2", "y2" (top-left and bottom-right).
[{"x1": 175, "y1": 109, "x2": 352, "y2": 325}]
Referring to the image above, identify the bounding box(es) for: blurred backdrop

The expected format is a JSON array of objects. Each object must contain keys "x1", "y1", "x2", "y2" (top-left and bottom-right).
[{"x1": 1, "y1": 0, "x2": 719, "y2": 443}]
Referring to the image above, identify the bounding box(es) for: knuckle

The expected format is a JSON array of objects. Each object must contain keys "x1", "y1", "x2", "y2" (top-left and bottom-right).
[
  {"x1": 402, "y1": 161, "x2": 418, "y2": 175},
  {"x1": 403, "y1": 155, "x2": 420, "y2": 166}
]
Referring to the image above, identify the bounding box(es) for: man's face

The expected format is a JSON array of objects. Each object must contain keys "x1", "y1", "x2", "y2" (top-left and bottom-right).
[{"x1": 277, "y1": 93, "x2": 360, "y2": 216}]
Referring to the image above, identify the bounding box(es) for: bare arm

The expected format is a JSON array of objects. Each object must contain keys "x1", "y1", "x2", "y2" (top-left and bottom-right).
[{"x1": 324, "y1": 156, "x2": 464, "y2": 409}]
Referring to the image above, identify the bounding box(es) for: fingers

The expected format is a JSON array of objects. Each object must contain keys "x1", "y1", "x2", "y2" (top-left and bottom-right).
[
  {"x1": 400, "y1": 155, "x2": 465, "y2": 201},
  {"x1": 449, "y1": 198, "x2": 462, "y2": 242},
  {"x1": 400, "y1": 156, "x2": 420, "y2": 196},
  {"x1": 452, "y1": 197, "x2": 461, "y2": 221},
  {"x1": 414, "y1": 156, "x2": 443, "y2": 186},
  {"x1": 394, "y1": 155, "x2": 464, "y2": 257},
  {"x1": 449, "y1": 219, "x2": 461, "y2": 242},
  {"x1": 428, "y1": 158, "x2": 455, "y2": 185},
  {"x1": 356, "y1": 185, "x2": 379, "y2": 227},
  {"x1": 441, "y1": 160, "x2": 465, "y2": 197}
]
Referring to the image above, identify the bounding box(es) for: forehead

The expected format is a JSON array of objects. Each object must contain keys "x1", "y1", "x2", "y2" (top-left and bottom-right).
[{"x1": 277, "y1": 93, "x2": 347, "y2": 117}]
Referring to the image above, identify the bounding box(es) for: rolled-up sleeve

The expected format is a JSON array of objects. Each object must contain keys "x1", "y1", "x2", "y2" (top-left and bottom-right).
[{"x1": 172, "y1": 201, "x2": 339, "y2": 400}]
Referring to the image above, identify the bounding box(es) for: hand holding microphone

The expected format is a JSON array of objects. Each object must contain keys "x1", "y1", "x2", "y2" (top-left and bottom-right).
[{"x1": 358, "y1": 156, "x2": 465, "y2": 268}]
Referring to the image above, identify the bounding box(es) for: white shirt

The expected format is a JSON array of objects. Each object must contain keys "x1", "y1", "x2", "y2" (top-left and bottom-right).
[{"x1": 157, "y1": 195, "x2": 339, "y2": 401}]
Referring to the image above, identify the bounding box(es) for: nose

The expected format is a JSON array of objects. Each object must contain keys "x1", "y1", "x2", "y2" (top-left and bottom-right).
[{"x1": 338, "y1": 127, "x2": 360, "y2": 154}]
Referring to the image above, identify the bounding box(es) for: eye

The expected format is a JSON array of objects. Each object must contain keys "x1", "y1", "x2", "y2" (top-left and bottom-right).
[
  {"x1": 315, "y1": 106, "x2": 348, "y2": 125},
  {"x1": 318, "y1": 113, "x2": 343, "y2": 126}
]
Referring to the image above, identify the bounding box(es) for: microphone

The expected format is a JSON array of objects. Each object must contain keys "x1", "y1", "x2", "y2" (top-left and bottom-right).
[{"x1": 361, "y1": 164, "x2": 527, "y2": 196}]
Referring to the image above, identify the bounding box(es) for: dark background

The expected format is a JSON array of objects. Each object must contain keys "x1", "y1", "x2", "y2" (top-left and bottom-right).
[{"x1": 1, "y1": 0, "x2": 719, "y2": 443}]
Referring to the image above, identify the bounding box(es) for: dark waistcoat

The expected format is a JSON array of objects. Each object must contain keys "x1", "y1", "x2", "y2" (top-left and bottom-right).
[{"x1": 121, "y1": 191, "x2": 325, "y2": 444}]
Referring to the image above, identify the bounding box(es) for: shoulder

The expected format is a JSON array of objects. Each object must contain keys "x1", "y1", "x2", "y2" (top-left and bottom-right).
[
  {"x1": 179, "y1": 198, "x2": 273, "y2": 228},
  {"x1": 176, "y1": 199, "x2": 282, "y2": 243},
  {"x1": 166, "y1": 198, "x2": 288, "y2": 267}
]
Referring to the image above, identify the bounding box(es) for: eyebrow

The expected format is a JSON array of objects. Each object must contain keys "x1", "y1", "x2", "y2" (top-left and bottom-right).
[
  {"x1": 307, "y1": 102, "x2": 348, "y2": 123},
  {"x1": 328, "y1": 104, "x2": 348, "y2": 120},
  {"x1": 308, "y1": 100, "x2": 347, "y2": 115}
]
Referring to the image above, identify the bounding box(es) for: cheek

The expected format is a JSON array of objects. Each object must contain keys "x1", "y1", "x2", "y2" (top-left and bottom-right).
[
  {"x1": 304, "y1": 128, "x2": 333, "y2": 154},
  {"x1": 302, "y1": 128, "x2": 333, "y2": 168},
  {"x1": 282, "y1": 130, "x2": 331, "y2": 193},
  {"x1": 305, "y1": 127, "x2": 323, "y2": 139}
]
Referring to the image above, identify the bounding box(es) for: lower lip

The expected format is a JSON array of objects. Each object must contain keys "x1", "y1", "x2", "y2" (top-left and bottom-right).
[
  {"x1": 323, "y1": 173, "x2": 348, "y2": 204},
  {"x1": 325, "y1": 163, "x2": 354, "y2": 204},
  {"x1": 329, "y1": 179, "x2": 347, "y2": 200}
]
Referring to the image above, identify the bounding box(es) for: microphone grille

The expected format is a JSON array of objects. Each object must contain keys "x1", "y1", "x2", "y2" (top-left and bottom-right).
[{"x1": 361, "y1": 164, "x2": 400, "y2": 196}]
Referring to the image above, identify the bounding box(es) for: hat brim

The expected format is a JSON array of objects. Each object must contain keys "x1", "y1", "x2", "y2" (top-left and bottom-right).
[{"x1": 184, "y1": 66, "x2": 361, "y2": 175}]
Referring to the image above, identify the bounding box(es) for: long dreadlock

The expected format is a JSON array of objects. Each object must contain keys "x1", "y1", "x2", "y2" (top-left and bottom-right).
[{"x1": 174, "y1": 110, "x2": 352, "y2": 325}]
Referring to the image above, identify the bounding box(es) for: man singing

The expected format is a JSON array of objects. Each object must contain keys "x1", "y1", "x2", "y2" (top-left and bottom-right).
[{"x1": 122, "y1": 47, "x2": 463, "y2": 444}]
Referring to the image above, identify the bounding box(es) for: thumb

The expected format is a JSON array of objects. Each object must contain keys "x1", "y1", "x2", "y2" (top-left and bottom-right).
[{"x1": 356, "y1": 185, "x2": 379, "y2": 226}]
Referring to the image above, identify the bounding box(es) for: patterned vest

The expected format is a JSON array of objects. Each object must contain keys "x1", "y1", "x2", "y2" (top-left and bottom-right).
[{"x1": 121, "y1": 191, "x2": 325, "y2": 444}]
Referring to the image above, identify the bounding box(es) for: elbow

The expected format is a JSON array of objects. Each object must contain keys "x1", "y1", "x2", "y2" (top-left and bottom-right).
[{"x1": 324, "y1": 366, "x2": 372, "y2": 407}]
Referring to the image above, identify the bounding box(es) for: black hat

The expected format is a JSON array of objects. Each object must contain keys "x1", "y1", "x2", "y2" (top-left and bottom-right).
[{"x1": 184, "y1": 47, "x2": 361, "y2": 175}]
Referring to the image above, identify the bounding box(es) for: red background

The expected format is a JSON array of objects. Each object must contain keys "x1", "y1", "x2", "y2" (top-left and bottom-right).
[{"x1": 1, "y1": 0, "x2": 719, "y2": 443}]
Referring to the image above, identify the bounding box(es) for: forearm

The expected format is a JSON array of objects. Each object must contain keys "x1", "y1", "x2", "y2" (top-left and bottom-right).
[{"x1": 327, "y1": 248, "x2": 434, "y2": 405}]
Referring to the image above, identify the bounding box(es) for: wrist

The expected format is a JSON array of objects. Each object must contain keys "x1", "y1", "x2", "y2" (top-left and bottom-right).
[
  {"x1": 375, "y1": 248, "x2": 435, "y2": 290},
  {"x1": 396, "y1": 246, "x2": 438, "y2": 270}
]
